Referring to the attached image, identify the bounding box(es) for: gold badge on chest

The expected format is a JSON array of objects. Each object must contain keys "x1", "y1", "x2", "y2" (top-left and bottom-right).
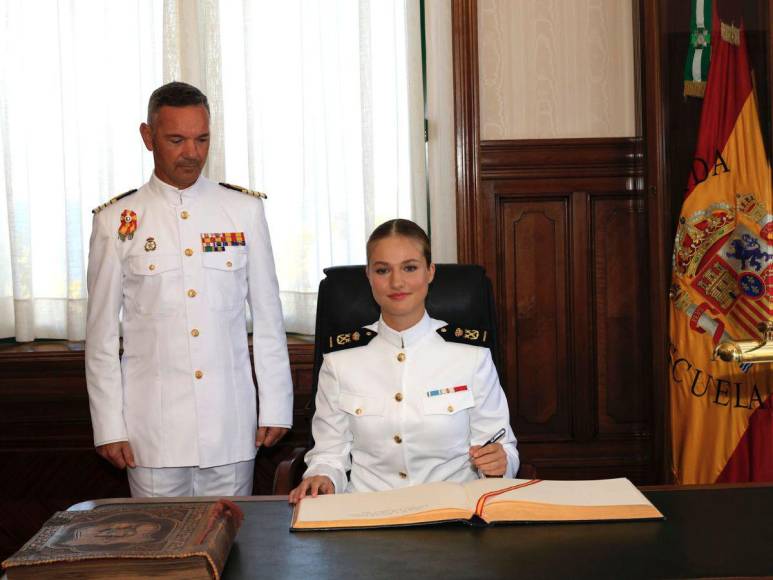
[{"x1": 144, "y1": 237, "x2": 157, "y2": 252}]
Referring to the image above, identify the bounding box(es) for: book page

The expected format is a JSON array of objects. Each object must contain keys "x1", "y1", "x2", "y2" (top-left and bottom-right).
[
  {"x1": 461, "y1": 478, "x2": 530, "y2": 503},
  {"x1": 293, "y1": 481, "x2": 472, "y2": 528},
  {"x1": 480, "y1": 478, "x2": 652, "y2": 507},
  {"x1": 466, "y1": 477, "x2": 663, "y2": 523}
]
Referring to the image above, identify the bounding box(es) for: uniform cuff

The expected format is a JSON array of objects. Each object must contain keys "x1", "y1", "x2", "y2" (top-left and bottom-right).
[
  {"x1": 303, "y1": 464, "x2": 347, "y2": 493},
  {"x1": 504, "y1": 446, "x2": 520, "y2": 479},
  {"x1": 94, "y1": 436, "x2": 129, "y2": 448},
  {"x1": 92, "y1": 422, "x2": 128, "y2": 448}
]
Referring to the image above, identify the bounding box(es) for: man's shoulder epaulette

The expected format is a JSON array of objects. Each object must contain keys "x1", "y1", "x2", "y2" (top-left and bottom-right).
[
  {"x1": 325, "y1": 328, "x2": 377, "y2": 353},
  {"x1": 219, "y1": 182, "x2": 267, "y2": 199},
  {"x1": 436, "y1": 324, "x2": 491, "y2": 347},
  {"x1": 92, "y1": 189, "x2": 138, "y2": 214}
]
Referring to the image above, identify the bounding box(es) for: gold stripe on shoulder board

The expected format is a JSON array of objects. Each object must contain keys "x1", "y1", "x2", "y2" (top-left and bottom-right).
[
  {"x1": 92, "y1": 189, "x2": 138, "y2": 214},
  {"x1": 219, "y1": 182, "x2": 267, "y2": 199}
]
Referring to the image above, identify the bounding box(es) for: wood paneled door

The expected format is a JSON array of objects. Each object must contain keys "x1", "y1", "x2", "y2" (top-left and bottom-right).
[{"x1": 452, "y1": 0, "x2": 659, "y2": 482}]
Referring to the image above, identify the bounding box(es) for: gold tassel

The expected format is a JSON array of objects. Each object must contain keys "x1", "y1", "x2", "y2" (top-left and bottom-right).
[{"x1": 683, "y1": 80, "x2": 707, "y2": 98}]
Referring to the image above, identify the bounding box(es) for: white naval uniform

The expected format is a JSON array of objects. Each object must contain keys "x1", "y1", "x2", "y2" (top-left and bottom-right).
[
  {"x1": 85, "y1": 173, "x2": 293, "y2": 476},
  {"x1": 303, "y1": 312, "x2": 519, "y2": 493}
]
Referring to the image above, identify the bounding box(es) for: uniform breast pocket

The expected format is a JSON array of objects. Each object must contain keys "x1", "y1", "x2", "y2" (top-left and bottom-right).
[
  {"x1": 125, "y1": 254, "x2": 182, "y2": 316},
  {"x1": 420, "y1": 388, "x2": 476, "y2": 447},
  {"x1": 201, "y1": 250, "x2": 248, "y2": 311},
  {"x1": 338, "y1": 391, "x2": 386, "y2": 440},
  {"x1": 422, "y1": 388, "x2": 476, "y2": 416}
]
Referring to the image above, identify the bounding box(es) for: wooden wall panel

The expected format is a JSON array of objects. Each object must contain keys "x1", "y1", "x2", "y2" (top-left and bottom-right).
[
  {"x1": 474, "y1": 138, "x2": 650, "y2": 481},
  {"x1": 454, "y1": 0, "x2": 657, "y2": 483},
  {"x1": 477, "y1": 0, "x2": 636, "y2": 140},
  {"x1": 501, "y1": 199, "x2": 570, "y2": 439},
  {"x1": 592, "y1": 197, "x2": 651, "y2": 436}
]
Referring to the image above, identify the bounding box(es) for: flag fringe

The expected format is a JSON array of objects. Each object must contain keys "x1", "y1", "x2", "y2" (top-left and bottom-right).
[{"x1": 684, "y1": 80, "x2": 707, "y2": 98}]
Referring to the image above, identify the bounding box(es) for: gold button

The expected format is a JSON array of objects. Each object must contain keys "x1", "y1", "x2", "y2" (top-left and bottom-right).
[
  {"x1": 187, "y1": 289, "x2": 197, "y2": 298},
  {"x1": 191, "y1": 329, "x2": 200, "y2": 337},
  {"x1": 447, "y1": 405, "x2": 454, "y2": 413},
  {"x1": 397, "y1": 352, "x2": 406, "y2": 362},
  {"x1": 194, "y1": 370, "x2": 203, "y2": 379},
  {"x1": 394, "y1": 392, "x2": 403, "y2": 402},
  {"x1": 226, "y1": 260, "x2": 233, "y2": 268},
  {"x1": 184, "y1": 248, "x2": 194, "y2": 257},
  {"x1": 148, "y1": 264, "x2": 155, "y2": 271},
  {"x1": 399, "y1": 472, "x2": 407, "y2": 479},
  {"x1": 355, "y1": 408, "x2": 363, "y2": 415},
  {"x1": 393, "y1": 435, "x2": 402, "y2": 444},
  {"x1": 180, "y1": 210, "x2": 189, "y2": 219}
]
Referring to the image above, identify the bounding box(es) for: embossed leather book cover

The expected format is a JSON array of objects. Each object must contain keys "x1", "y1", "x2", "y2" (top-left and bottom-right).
[{"x1": 2, "y1": 500, "x2": 242, "y2": 579}]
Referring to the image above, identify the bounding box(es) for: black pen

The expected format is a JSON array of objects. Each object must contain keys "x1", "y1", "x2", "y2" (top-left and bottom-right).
[{"x1": 481, "y1": 427, "x2": 506, "y2": 447}]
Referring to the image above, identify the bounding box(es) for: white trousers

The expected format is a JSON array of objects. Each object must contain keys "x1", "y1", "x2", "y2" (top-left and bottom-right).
[{"x1": 127, "y1": 459, "x2": 255, "y2": 498}]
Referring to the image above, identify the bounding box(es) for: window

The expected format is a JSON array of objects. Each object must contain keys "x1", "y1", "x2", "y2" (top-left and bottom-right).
[
  {"x1": 0, "y1": 0, "x2": 163, "y2": 340},
  {"x1": 219, "y1": 0, "x2": 425, "y2": 333},
  {"x1": 0, "y1": 0, "x2": 426, "y2": 339}
]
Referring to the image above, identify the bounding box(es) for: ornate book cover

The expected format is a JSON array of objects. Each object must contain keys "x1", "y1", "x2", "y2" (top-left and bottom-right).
[{"x1": 2, "y1": 500, "x2": 241, "y2": 579}]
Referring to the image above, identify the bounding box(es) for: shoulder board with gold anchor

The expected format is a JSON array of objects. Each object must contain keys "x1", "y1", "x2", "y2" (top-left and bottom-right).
[
  {"x1": 92, "y1": 189, "x2": 138, "y2": 214},
  {"x1": 219, "y1": 182, "x2": 267, "y2": 199},
  {"x1": 325, "y1": 327, "x2": 377, "y2": 353},
  {"x1": 436, "y1": 324, "x2": 490, "y2": 346}
]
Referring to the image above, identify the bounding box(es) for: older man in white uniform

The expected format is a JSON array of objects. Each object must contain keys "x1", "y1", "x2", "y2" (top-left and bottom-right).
[{"x1": 86, "y1": 82, "x2": 293, "y2": 497}]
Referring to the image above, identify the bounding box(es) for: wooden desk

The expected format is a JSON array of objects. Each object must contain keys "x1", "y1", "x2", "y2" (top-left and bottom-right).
[{"x1": 62, "y1": 484, "x2": 773, "y2": 579}]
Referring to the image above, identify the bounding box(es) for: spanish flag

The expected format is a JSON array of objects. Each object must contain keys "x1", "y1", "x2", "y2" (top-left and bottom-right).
[{"x1": 669, "y1": 19, "x2": 773, "y2": 484}]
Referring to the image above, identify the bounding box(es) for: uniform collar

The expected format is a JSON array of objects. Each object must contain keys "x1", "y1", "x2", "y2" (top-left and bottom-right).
[
  {"x1": 149, "y1": 172, "x2": 206, "y2": 206},
  {"x1": 374, "y1": 311, "x2": 437, "y2": 349}
]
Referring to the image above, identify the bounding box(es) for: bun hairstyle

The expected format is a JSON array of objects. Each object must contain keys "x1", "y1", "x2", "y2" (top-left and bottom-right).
[{"x1": 366, "y1": 219, "x2": 432, "y2": 266}]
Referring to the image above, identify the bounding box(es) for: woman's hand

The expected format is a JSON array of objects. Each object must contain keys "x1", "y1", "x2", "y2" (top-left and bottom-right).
[
  {"x1": 288, "y1": 475, "x2": 335, "y2": 504},
  {"x1": 469, "y1": 443, "x2": 507, "y2": 477}
]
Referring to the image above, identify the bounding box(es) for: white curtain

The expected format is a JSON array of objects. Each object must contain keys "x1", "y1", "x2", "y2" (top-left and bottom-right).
[
  {"x1": 0, "y1": 0, "x2": 163, "y2": 341},
  {"x1": 217, "y1": 0, "x2": 427, "y2": 334},
  {"x1": 163, "y1": 0, "x2": 226, "y2": 182},
  {"x1": 425, "y1": 0, "x2": 457, "y2": 264},
  {"x1": 0, "y1": 0, "x2": 448, "y2": 340}
]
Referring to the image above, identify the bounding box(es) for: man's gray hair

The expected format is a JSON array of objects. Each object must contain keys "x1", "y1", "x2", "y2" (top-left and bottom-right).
[{"x1": 146, "y1": 81, "x2": 209, "y2": 124}]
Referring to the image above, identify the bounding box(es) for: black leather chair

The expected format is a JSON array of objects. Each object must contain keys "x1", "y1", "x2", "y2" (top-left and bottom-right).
[
  {"x1": 311, "y1": 264, "x2": 501, "y2": 393},
  {"x1": 272, "y1": 264, "x2": 534, "y2": 493}
]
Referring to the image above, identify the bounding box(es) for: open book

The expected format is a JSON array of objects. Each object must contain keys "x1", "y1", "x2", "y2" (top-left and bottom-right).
[{"x1": 291, "y1": 478, "x2": 664, "y2": 531}]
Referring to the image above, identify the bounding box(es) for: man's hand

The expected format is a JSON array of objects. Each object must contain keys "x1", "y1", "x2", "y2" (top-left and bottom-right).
[
  {"x1": 255, "y1": 426, "x2": 288, "y2": 448},
  {"x1": 288, "y1": 476, "x2": 334, "y2": 504},
  {"x1": 96, "y1": 441, "x2": 136, "y2": 469},
  {"x1": 469, "y1": 443, "x2": 507, "y2": 477}
]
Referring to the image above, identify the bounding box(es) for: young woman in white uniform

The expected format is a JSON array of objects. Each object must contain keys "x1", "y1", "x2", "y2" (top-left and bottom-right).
[{"x1": 289, "y1": 220, "x2": 519, "y2": 502}]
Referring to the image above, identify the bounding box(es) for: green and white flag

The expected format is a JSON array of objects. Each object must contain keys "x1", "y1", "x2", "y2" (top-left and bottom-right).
[{"x1": 684, "y1": 0, "x2": 714, "y2": 98}]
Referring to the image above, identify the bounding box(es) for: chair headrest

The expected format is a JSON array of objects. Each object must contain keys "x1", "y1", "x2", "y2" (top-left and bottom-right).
[
  {"x1": 318, "y1": 263, "x2": 494, "y2": 333},
  {"x1": 311, "y1": 263, "x2": 500, "y2": 395}
]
